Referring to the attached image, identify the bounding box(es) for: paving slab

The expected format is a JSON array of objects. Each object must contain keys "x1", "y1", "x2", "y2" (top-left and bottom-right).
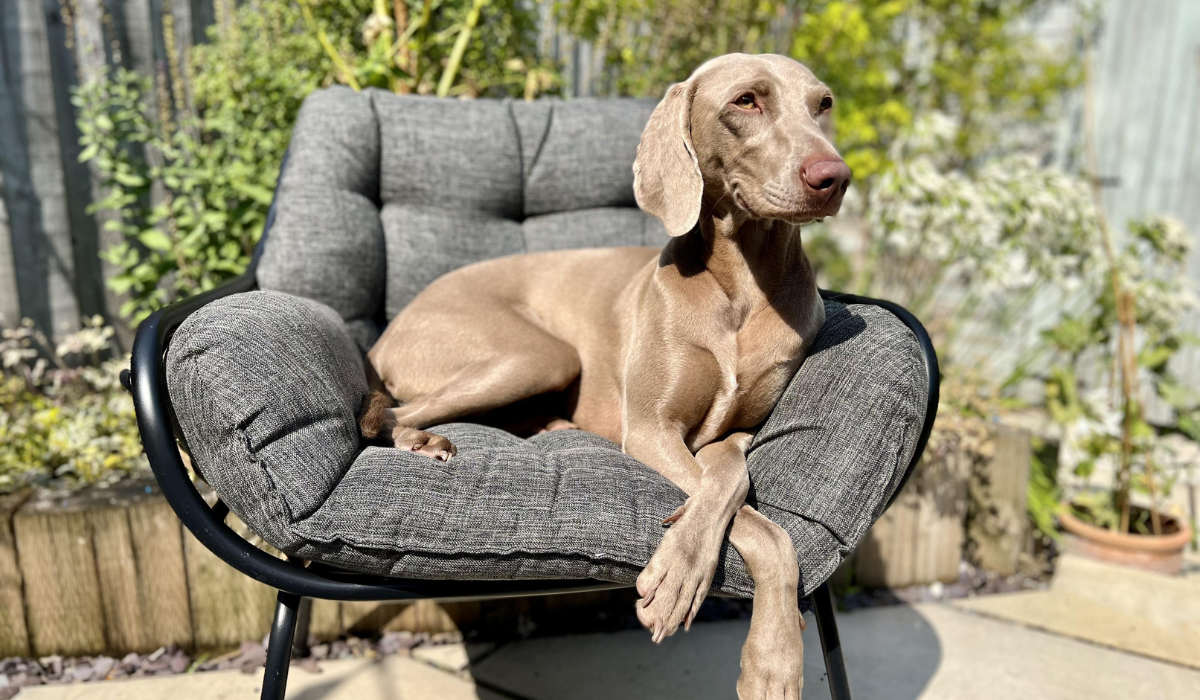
[
  {"x1": 955, "y1": 553, "x2": 1200, "y2": 669},
  {"x1": 15, "y1": 597, "x2": 1200, "y2": 699},
  {"x1": 411, "y1": 643, "x2": 495, "y2": 674},
  {"x1": 16, "y1": 654, "x2": 509, "y2": 700},
  {"x1": 469, "y1": 603, "x2": 1200, "y2": 700}
]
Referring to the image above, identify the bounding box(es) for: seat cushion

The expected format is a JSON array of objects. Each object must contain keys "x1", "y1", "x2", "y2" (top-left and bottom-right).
[{"x1": 167, "y1": 290, "x2": 927, "y2": 596}]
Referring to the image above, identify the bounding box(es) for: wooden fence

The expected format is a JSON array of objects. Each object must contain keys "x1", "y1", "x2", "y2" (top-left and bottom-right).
[{"x1": 0, "y1": 477, "x2": 531, "y2": 658}]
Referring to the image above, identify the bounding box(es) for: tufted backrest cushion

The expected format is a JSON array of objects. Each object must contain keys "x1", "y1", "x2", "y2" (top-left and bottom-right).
[
  {"x1": 257, "y1": 87, "x2": 385, "y2": 351},
  {"x1": 258, "y1": 88, "x2": 669, "y2": 342}
]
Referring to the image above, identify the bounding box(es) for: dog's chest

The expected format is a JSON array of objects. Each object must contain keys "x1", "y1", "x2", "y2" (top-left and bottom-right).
[
  {"x1": 691, "y1": 301, "x2": 814, "y2": 445},
  {"x1": 729, "y1": 317, "x2": 807, "y2": 426}
]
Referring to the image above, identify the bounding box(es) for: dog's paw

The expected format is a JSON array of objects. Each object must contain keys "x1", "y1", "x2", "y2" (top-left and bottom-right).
[
  {"x1": 534, "y1": 418, "x2": 579, "y2": 434},
  {"x1": 392, "y1": 427, "x2": 457, "y2": 462},
  {"x1": 736, "y1": 600, "x2": 803, "y2": 700},
  {"x1": 635, "y1": 498, "x2": 722, "y2": 642}
]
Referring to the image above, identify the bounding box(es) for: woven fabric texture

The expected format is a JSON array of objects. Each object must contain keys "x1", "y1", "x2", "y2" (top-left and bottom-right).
[{"x1": 168, "y1": 290, "x2": 926, "y2": 597}]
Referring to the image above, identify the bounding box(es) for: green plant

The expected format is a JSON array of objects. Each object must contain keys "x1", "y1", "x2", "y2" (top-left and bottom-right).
[
  {"x1": 76, "y1": 0, "x2": 555, "y2": 325},
  {"x1": 1026, "y1": 438, "x2": 1061, "y2": 541},
  {"x1": 1038, "y1": 213, "x2": 1195, "y2": 535},
  {"x1": 560, "y1": 0, "x2": 1078, "y2": 180},
  {"x1": 0, "y1": 317, "x2": 146, "y2": 493}
]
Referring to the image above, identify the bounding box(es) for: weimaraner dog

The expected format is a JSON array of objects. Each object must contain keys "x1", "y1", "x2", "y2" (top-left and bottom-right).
[{"x1": 362, "y1": 53, "x2": 851, "y2": 698}]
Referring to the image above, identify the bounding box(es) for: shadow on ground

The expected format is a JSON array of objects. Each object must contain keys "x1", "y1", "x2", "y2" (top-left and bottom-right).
[{"x1": 464, "y1": 606, "x2": 941, "y2": 700}]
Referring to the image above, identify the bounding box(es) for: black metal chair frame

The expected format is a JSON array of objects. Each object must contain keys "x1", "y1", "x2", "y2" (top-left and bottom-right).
[{"x1": 124, "y1": 168, "x2": 940, "y2": 700}]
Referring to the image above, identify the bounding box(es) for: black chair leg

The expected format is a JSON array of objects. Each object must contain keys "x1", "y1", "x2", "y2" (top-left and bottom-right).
[
  {"x1": 262, "y1": 591, "x2": 301, "y2": 700},
  {"x1": 811, "y1": 581, "x2": 852, "y2": 700},
  {"x1": 291, "y1": 597, "x2": 312, "y2": 658}
]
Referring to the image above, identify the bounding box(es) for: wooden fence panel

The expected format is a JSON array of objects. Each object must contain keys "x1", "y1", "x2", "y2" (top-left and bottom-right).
[
  {"x1": 128, "y1": 497, "x2": 194, "y2": 649},
  {"x1": 0, "y1": 492, "x2": 30, "y2": 658},
  {"x1": 1, "y1": 0, "x2": 53, "y2": 332},
  {"x1": 44, "y1": 0, "x2": 107, "y2": 321},
  {"x1": 73, "y1": 0, "x2": 127, "y2": 329},
  {"x1": 89, "y1": 505, "x2": 149, "y2": 652},
  {"x1": 0, "y1": 171, "x2": 19, "y2": 323},
  {"x1": 967, "y1": 427, "x2": 1032, "y2": 576},
  {"x1": 856, "y1": 447, "x2": 971, "y2": 588},
  {"x1": 11, "y1": 483, "x2": 197, "y2": 656},
  {"x1": 15, "y1": 0, "x2": 79, "y2": 335},
  {"x1": 13, "y1": 496, "x2": 107, "y2": 656},
  {"x1": 183, "y1": 513, "x2": 277, "y2": 651}
]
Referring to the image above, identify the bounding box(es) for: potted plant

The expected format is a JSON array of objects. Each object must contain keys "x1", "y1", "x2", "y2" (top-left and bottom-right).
[{"x1": 1039, "y1": 207, "x2": 1197, "y2": 574}]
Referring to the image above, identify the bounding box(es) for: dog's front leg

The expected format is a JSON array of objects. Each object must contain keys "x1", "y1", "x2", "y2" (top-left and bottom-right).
[
  {"x1": 728, "y1": 504, "x2": 804, "y2": 700},
  {"x1": 624, "y1": 430, "x2": 752, "y2": 641},
  {"x1": 627, "y1": 429, "x2": 803, "y2": 699}
]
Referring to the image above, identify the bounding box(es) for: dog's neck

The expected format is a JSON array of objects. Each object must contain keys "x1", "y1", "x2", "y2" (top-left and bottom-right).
[{"x1": 661, "y1": 204, "x2": 811, "y2": 308}]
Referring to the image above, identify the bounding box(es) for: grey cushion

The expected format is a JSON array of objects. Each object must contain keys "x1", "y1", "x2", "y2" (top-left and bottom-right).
[
  {"x1": 167, "y1": 291, "x2": 927, "y2": 596},
  {"x1": 257, "y1": 88, "x2": 385, "y2": 339},
  {"x1": 166, "y1": 291, "x2": 368, "y2": 553},
  {"x1": 257, "y1": 90, "x2": 671, "y2": 326},
  {"x1": 513, "y1": 99, "x2": 658, "y2": 216}
]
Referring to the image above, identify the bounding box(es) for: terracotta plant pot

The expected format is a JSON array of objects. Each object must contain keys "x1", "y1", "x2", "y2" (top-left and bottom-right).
[{"x1": 1059, "y1": 504, "x2": 1194, "y2": 576}]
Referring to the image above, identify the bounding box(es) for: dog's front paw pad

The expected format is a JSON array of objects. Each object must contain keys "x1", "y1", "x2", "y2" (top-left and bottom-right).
[{"x1": 392, "y1": 427, "x2": 457, "y2": 462}]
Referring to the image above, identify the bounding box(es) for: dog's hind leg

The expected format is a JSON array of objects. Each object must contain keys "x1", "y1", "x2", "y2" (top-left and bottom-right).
[{"x1": 363, "y1": 328, "x2": 581, "y2": 461}]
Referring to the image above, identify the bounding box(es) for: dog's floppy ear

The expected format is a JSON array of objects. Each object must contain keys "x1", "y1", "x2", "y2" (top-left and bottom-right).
[{"x1": 634, "y1": 81, "x2": 702, "y2": 237}]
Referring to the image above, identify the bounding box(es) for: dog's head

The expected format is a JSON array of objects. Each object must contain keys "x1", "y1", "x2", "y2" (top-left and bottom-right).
[{"x1": 634, "y1": 53, "x2": 851, "y2": 236}]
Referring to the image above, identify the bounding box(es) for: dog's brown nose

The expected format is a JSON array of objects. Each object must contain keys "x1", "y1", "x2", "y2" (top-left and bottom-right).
[{"x1": 801, "y1": 158, "x2": 852, "y2": 194}]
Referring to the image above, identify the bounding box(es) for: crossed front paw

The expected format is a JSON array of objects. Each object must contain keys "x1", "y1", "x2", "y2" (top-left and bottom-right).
[{"x1": 634, "y1": 497, "x2": 723, "y2": 642}]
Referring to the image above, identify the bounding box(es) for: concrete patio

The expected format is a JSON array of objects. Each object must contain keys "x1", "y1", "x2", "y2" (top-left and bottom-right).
[{"x1": 18, "y1": 595, "x2": 1200, "y2": 699}]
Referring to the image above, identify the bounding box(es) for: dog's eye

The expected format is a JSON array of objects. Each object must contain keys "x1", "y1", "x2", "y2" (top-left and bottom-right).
[
  {"x1": 818, "y1": 95, "x2": 833, "y2": 113},
  {"x1": 734, "y1": 93, "x2": 758, "y2": 110}
]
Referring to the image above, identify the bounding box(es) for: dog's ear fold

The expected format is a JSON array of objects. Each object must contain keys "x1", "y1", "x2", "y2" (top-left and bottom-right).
[{"x1": 634, "y1": 81, "x2": 702, "y2": 237}]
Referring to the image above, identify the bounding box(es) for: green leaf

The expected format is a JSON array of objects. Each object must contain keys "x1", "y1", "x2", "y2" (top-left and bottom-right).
[
  {"x1": 233, "y1": 183, "x2": 276, "y2": 205},
  {"x1": 77, "y1": 143, "x2": 100, "y2": 162},
  {"x1": 137, "y1": 229, "x2": 174, "y2": 252},
  {"x1": 113, "y1": 171, "x2": 146, "y2": 188}
]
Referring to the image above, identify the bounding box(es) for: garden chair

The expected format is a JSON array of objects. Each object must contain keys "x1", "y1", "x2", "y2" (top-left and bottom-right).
[{"x1": 124, "y1": 87, "x2": 938, "y2": 700}]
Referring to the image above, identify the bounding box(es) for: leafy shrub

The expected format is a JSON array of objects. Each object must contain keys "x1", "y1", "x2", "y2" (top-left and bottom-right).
[
  {"x1": 559, "y1": 0, "x2": 1078, "y2": 179},
  {"x1": 0, "y1": 317, "x2": 146, "y2": 493},
  {"x1": 76, "y1": 0, "x2": 552, "y2": 325}
]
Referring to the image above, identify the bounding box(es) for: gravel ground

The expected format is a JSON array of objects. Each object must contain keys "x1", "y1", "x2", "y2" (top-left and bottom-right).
[
  {"x1": 839, "y1": 558, "x2": 1054, "y2": 611},
  {"x1": 0, "y1": 631, "x2": 458, "y2": 699}
]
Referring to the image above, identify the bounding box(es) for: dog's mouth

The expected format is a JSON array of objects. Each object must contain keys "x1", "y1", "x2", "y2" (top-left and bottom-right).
[
  {"x1": 735, "y1": 190, "x2": 754, "y2": 215},
  {"x1": 742, "y1": 185, "x2": 842, "y2": 224}
]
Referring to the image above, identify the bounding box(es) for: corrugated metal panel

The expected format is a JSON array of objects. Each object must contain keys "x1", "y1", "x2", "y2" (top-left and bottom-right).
[{"x1": 1087, "y1": 0, "x2": 1200, "y2": 415}]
